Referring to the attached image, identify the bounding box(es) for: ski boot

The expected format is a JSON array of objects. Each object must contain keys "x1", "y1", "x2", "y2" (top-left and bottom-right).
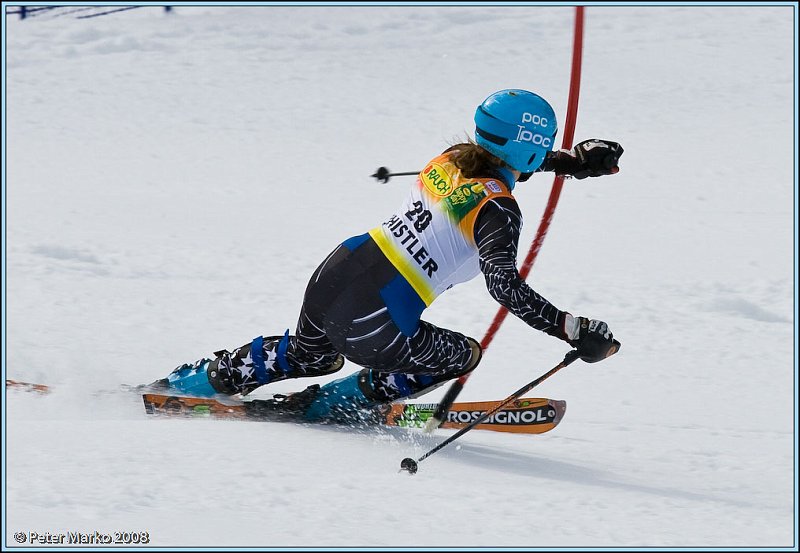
[
  {"x1": 302, "y1": 369, "x2": 380, "y2": 423},
  {"x1": 238, "y1": 369, "x2": 380, "y2": 423},
  {"x1": 162, "y1": 358, "x2": 216, "y2": 397},
  {"x1": 159, "y1": 332, "x2": 344, "y2": 397},
  {"x1": 297, "y1": 337, "x2": 482, "y2": 423},
  {"x1": 210, "y1": 370, "x2": 379, "y2": 423}
]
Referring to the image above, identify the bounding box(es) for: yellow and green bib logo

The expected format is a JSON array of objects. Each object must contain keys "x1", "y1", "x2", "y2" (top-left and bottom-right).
[
  {"x1": 445, "y1": 182, "x2": 487, "y2": 221},
  {"x1": 421, "y1": 162, "x2": 453, "y2": 197}
]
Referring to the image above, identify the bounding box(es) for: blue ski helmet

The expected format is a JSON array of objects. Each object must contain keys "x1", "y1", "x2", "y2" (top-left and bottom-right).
[{"x1": 474, "y1": 89, "x2": 558, "y2": 173}]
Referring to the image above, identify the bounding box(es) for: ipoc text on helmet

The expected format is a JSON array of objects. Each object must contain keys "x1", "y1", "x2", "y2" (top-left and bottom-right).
[
  {"x1": 514, "y1": 111, "x2": 552, "y2": 147},
  {"x1": 514, "y1": 126, "x2": 552, "y2": 148}
]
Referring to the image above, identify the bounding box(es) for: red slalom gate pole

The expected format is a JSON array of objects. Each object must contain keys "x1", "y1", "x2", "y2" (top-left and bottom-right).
[{"x1": 425, "y1": 7, "x2": 585, "y2": 432}]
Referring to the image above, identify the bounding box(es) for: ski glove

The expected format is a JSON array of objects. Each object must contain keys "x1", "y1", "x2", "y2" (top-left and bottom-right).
[
  {"x1": 537, "y1": 139, "x2": 623, "y2": 179},
  {"x1": 563, "y1": 314, "x2": 620, "y2": 363},
  {"x1": 571, "y1": 139, "x2": 624, "y2": 179}
]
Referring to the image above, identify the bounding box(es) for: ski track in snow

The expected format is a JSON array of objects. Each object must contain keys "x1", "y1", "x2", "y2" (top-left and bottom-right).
[{"x1": 5, "y1": 5, "x2": 796, "y2": 548}]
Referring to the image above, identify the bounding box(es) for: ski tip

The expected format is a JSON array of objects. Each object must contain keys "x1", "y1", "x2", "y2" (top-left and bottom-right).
[{"x1": 550, "y1": 399, "x2": 567, "y2": 426}]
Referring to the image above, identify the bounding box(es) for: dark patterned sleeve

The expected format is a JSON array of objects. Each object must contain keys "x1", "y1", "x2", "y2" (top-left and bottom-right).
[{"x1": 474, "y1": 197, "x2": 568, "y2": 340}]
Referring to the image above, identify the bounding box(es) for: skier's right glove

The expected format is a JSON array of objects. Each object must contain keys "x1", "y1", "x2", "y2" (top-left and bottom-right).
[{"x1": 563, "y1": 314, "x2": 621, "y2": 363}]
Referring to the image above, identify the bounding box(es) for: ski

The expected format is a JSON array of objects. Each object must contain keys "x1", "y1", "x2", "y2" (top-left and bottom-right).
[
  {"x1": 141, "y1": 393, "x2": 566, "y2": 435},
  {"x1": 6, "y1": 379, "x2": 51, "y2": 394}
]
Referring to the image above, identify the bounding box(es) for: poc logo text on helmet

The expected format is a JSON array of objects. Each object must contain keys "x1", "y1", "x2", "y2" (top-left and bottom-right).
[{"x1": 521, "y1": 112, "x2": 549, "y2": 127}]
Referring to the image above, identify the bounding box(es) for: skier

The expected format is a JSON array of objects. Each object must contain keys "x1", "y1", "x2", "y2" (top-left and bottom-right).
[{"x1": 157, "y1": 89, "x2": 623, "y2": 422}]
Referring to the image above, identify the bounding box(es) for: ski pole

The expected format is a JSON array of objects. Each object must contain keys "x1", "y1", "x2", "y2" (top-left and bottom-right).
[
  {"x1": 371, "y1": 166, "x2": 420, "y2": 184},
  {"x1": 399, "y1": 348, "x2": 584, "y2": 475}
]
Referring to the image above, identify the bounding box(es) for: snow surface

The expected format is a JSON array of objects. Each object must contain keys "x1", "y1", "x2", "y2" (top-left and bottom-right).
[{"x1": 3, "y1": 4, "x2": 797, "y2": 549}]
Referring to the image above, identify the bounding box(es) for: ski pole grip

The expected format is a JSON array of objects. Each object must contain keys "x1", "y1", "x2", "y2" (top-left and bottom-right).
[
  {"x1": 571, "y1": 338, "x2": 620, "y2": 365},
  {"x1": 371, "y1": 166, "x2": 391, "y2": 183}
]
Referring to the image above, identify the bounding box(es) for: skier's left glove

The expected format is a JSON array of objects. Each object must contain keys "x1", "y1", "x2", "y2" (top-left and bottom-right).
[
  {"x1": 571, "y1": 139, "x2": 624, "y2": 179},
  {"x1": 562, "y1": 314, "x2": 621, "y2": 363}
]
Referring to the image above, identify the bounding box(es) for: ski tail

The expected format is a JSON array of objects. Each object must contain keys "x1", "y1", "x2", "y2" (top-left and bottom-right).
[
  {"x1": 6, "y1": 379, "x2": 51, "y2": 394},
  {"x1": 143, "y1": 393, "x2": 248, "y2": 418}
]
